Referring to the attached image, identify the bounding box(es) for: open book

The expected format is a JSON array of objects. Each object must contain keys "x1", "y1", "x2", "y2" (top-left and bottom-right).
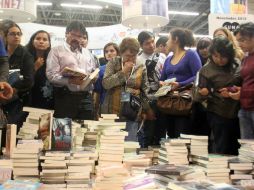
[
  {"x1": 61, "y1": 67, "x2": 87, "y2": 79},
  {"x1": 154, "y1": 85, "x2": 172, "y2": 97},
  {"x1": 80, "y1": 68, "x2": 100, "y2": 90}
]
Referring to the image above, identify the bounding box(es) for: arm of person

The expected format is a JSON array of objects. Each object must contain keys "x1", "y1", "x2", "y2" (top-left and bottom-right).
[
  {"x1": 46, "y1": 48, "x2": 69, "y2": 86},
  {"x1": 13, "y1": 50, "x2": 34, "y2": 94},
  {"x1": 0, "y1": 57, "x2": 9, "y2": 82},
  {"x1": 102, "y1": 58, "x2": 126, "y2": 90},
  {"x1": 179, "y1": 51, "x2": 202, "y2": 87}
]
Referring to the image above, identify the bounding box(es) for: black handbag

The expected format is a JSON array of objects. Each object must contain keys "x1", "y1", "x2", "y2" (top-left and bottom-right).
[{"x1": 121, "y1": 94, "x2": 141, "y2": 121}]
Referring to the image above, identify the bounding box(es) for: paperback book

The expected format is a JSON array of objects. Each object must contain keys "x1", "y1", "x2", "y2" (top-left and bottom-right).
[{"x1": 51, "y1": 118, "x2": 72, "y2": 151}]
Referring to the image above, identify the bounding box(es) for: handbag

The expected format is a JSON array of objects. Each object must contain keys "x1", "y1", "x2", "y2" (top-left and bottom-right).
[
  {"x1": 157, "y1": 84, "x2": 193, "y2": 116},
  {"x1": 121, "y1": 94, "x2": 142, "y2": 121}
]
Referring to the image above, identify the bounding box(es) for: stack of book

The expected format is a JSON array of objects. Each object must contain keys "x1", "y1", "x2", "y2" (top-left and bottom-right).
[
  {"x1": 180, "y1": 134, "x2": 208, "y2": 156},
  {"x1": 145, "y1": 164, "x2": 194, "y2": 187},
  {"x1": 65, "y1": 151, "x2": 96, "y2": 189},
  {"x1": 98, "y1": 130, "x2": 127, "y2": 166},
  {"x1": 191, "y1": 154, "x2": 231, "y2": 183},
  {"x1": 72, "y1": 122, "x2": 87, "y2": 151},
  {"x1": 238, "y1": 139, "x2": 254, "y2": 162},
  {"x1": 21, "y1": 107, "x2": 54, "y2": 150},
  {"x1": 228, "y1": 157, "x2": 254, "y2": 185},
  {"x1": 99, "y1": 114, "x2": 119, "y2": 122},
  {"x1": 94, "y1": 164, "x2": 130, "y2": 190},
  {"x1": 40, "y1": 151, "x2": 70, "y2": 188},
  {"x1": 124, "y1": 153, "x2": 151, "y2": 177},
  {"x1": 17, "y1": 122, "x2": 38, "y2": 140},
  {"x1": 124, "y1": 141, "x2": 140, "y2": 154},
  {"x1": 0, "y1": 159, "x2": 12, "y2": 184},
  {"x1": 148, "y1": 146, "x2": 160, "y2": 165},
  {"x1": 83, "y1": 130, "x2": 98, "y2": 149},
  {"x1": 12, "y1": 140, "x2": 43, "y2": 181},
  {"x1": 159, "y1": 138, "x2": 190, "y2": 165}
]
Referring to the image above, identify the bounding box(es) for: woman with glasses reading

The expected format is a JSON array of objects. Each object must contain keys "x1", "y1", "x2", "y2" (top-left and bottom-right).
[{"x1": 0, "y1": 20, "x2": 34, "y2": 130}]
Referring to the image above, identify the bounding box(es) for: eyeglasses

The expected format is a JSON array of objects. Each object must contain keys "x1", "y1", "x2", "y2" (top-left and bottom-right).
[
  {"x1": 8, "y1": 32, "x2": 22, "y2": 37},
  {"x1": 69, "y1": 32, "x2": 83, "y2": 39}
]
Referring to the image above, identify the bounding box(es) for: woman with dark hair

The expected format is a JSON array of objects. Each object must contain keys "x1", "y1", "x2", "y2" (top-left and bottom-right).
[
  {"x1": 159, "y1": 28, "x2": 202, "y2": 138},
  {"x1": 26, "y1": 30, "x2": 53, "y2": 109},
  {"x1": 198, "y1": 37, "x2": 240, "y2": 155},
  {"x1": 0, "y1": 20, "x2": 34, "y2": 129},
  {"x1": 196, "y1": 37, "x2": 212, "y2": 66},
  {"x1": 93, "y1": 42, "x2": 120, "y2": 119}
]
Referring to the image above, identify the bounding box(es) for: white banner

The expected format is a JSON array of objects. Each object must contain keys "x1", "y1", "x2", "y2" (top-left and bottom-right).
[
  {"x1": 208, "y1": 13, "x2": 254, "y2": 36},
  {"x1": 19, "y1": 23, "x2": 144, "y2": 50}
]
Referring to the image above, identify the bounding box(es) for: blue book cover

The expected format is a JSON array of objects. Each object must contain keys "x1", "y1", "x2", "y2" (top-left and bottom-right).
[{"x1": 0, "y1": 180, "x2": 42, "y2": 190}]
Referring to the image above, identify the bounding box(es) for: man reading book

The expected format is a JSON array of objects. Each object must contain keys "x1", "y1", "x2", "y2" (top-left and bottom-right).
[{"x1": 46, "y1": 21, "x2": 98, "y2": 119}]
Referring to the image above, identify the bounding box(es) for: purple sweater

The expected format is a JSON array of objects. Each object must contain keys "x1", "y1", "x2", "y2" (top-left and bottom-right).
[{"x1": 160, "y1": 49, "x2": 202, "y2": 86}]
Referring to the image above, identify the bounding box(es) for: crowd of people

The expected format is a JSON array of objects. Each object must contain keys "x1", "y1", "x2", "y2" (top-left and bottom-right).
[{"x1": 0, "y1": 19, "x2": 254, "y2": 156}]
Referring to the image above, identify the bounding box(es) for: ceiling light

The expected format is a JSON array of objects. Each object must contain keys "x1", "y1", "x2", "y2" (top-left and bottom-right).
[
  {"x1": 54, "y1": 12, "x2": 62, "y2": 16},
  {"x1": 0, "y1": 10, "x2": 3, "y2": 13},
  {"x1": 168, "y1": 11, "x2": 199, "y2": 16},
  {"x1": 105, "y1": 5, "x2": 109, "y2": 8},
  {"x1": 37, "y1": 2, "x2": 52, "y2": 6},
  {"x1": 61, "y1": 3, "x2": 103, "y2": 9}
]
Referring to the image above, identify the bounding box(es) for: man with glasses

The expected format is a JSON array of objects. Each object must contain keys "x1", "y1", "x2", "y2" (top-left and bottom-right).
[{"x1": 46, "y1": 21, "x2": 98, "y2": 120}]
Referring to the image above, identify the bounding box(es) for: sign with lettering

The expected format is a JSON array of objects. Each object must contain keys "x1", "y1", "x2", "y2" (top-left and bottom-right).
[{"x1": 208, "y1": 13, "x2": 254, "y2": 36}]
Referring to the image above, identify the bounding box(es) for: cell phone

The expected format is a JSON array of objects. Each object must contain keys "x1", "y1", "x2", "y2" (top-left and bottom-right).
[{"x1": 226, "y1": 86, "x2": 238, "y2": 93}]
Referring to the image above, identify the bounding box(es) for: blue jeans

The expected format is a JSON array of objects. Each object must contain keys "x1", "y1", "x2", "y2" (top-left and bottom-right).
[{"x1": 238, "y1": 109, "x2": 254, "y2": 139}]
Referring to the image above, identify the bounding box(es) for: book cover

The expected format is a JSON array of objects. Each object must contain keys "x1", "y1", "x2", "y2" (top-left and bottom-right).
[
  {"x1": 145, "y1": 164, "x2": 193, "y2": 176},
  {"x1": 51, "y1": 118, "x2": 72, "y2": 151},
  {"x1": 8, "y1": 69, "x2": 21, "y2": 86},
  {"x1": 61, "y1": 67, "x2": 87, "y2": 79},
  {"x1": 38, "y1": 112, "x2": 53, "y2": 150}
]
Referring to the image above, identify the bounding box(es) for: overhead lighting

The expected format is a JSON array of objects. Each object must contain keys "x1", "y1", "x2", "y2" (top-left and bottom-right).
[
  {"x1": 37, "y1": 2, "x2": 52, "y2": 6},
  {"x1": 54, "y1": 12, "x2": 62, "y2": 16},
  {"x1": 61, "y1": 3, "x2": 103, "y2": 9},
  {"x1": 168, "y1": 11, "x2": 199, "y2": 16}
]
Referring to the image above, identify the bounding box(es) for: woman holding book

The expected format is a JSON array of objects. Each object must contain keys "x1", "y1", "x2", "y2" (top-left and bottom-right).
[
  {"x1": 26, "y1": 30, "x2": 54, "y2": 109},
  {"x1": 0, "y1": 20, "x2": 34, "y2": 129},
  {"x1": 159, "y1": 28, "x2": 202, "y2": 138},
  {"x1": 198, "y1": 37, "x2": 240, "y2": 155},
  {"x1": 102, "y1": 37, "x2": 150, "y2": 142},
  {"x1": 93, "y1": 42, "x2": 120, "y2": 120}
]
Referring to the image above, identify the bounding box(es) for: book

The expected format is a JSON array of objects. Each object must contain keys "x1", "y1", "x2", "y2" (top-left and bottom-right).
[
  {"x1": 51, "y1": 118, "x2": 72, "y2": 151},
  {"x1": 154, "y1": 85, "x2": 172, "y2": 97},
  {"x1": 0, "y1": 168, "x2": 12, "y2": 184},
  {"x1": 145, "y1": 164, "x2": 193, "y2": 176},
  {"x1": 0, "y1": 180, "x2": 42, "y2": 190},
  {"x1": 38, "y1": 113, "x2": 53, "y2": 150},
  {"x1": 5, "y1": 124, "x2": 17, "y2": 158},
  {"x1": 61, "y1": 67, "x2": 87, "y2": 79},
  {"x1": 80, "y1": 68, "x2": 100, "y2": 90}
]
